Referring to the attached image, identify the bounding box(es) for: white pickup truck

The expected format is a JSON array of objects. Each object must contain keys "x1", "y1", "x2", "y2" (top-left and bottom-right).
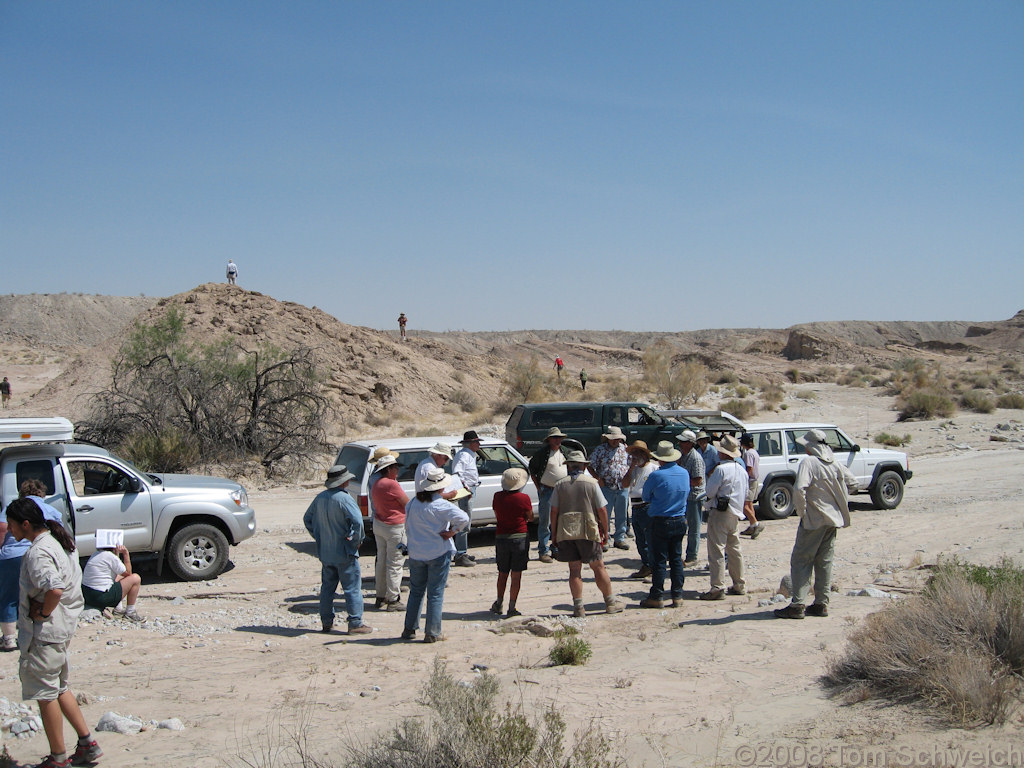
[{"x1": 0, "y1": 417, "x2": 256, "y2": 580}]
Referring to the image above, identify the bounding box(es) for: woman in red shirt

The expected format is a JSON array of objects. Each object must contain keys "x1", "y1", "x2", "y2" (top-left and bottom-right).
[
  {"x1": 370, "y1": 455, "x2": 409, "y2": 610},
  {"x1": 490, "y1": 468, "x2": 535, "y2": 618}
]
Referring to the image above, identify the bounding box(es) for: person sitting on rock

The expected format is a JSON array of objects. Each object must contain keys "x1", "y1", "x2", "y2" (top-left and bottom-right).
[{"x1": 81, "y1": 543, "x2": 143, "y2": 622}]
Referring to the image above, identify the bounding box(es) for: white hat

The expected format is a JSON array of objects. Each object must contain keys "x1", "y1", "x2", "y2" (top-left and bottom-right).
[
  {"x1": 796, "y1": 429, "x2": 828, "y2": 446},
  {"x1": 565, "y1": 450, "x2": 589, "y2": 464},
  {"x1": 714, "y1": 435, "x2": 742, "y2": 459},
  {"x1": 422, "y1": 466, "x2": 453, "y2": 492},
  {"x1": 652, "y1": 441, "x2": 682, "y2": 463},
  {"x1": 676, "y1": 430, "x2": 698, "y2": 444},
  {"x1": 602, "y1": 426, "x2": 627, "y2": 442},
  {"x1": 374, "y1": 455, "x2": 398, "y2": 472},
  {"x1": 501, "y1": 467, "x2": 528, "y2": 492},
  {"x1": 428, "y1": 442, "x2": 453, "y2": 458}
]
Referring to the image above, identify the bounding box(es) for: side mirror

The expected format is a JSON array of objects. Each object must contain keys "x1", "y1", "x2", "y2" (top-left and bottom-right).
[
  {"x1": 127, "y1": 477, "x2": 143, "y2": 493},
  {"x1": 851, "y1": 444, "x2": 861, "y2": 453}
]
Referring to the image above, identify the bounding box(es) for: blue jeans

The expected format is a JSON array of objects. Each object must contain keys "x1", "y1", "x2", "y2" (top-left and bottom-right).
[
  {"x1": 631, "y1": 501, "x2": 651, "y2": 567},
  {"x1": 648, "y1": 515, "x2": 686, "y2": 601},
  {"x1": 456, "y1": 489, "x2": 475, "y2": 557},
  {"x1": 319, "y1": 557, "x2": 365, "y2": 628},
  {"x1": 685, "y1": 496, "x2": 703, "y2": 562},
  {"x1": 0, "y1": 556, "x2": 22, "y2": 623},
  {"x1": 537, "y1": 486, "x2": 554, "y2": 555},
  {"x1": 404, "y1": 552, "x2": 452, "y2": 638},
  {"x1": 602, "y1": 486, "x2": 629, "y2": 543}
]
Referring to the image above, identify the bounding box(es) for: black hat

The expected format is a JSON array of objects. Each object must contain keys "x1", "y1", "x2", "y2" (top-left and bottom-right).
[{"x1": 461, "y1": 430, "x2": 481, "y2": 444}]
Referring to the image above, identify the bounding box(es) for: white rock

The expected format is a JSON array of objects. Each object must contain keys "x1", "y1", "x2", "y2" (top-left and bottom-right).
[
  {"x1": 96, "y1": 711, "x2": 144, "y2": 735},
  {"x1": 157, "y1": 718, "x2": 184, "y2": 731},
  {"x1": 848, "y1": 586, "x2": 891, "y2": 598}
]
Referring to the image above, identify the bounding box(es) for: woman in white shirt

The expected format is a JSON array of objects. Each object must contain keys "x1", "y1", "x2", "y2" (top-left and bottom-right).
[{"x1": 81, "y1": 544, "x2": 143, "y2": 622}]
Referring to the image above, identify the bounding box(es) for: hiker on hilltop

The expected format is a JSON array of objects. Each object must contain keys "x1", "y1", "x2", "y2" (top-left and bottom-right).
[
  {"x1": 226, "y1": 259, "x2": 238, "y2": 285},
  {"x1": 398, "y1": 313, "x2": 407, "y2": 341},
  {"x1": 554, "y1": 356, "x2": 564, "y2": 378},
  {"x1": 0, "y1": 377, "x2": 10, "y2": 408}
]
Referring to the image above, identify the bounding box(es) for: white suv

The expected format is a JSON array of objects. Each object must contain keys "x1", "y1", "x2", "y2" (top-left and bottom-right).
[{"x1": 744, "y1": 422, "x2": 913, "y2": 519}]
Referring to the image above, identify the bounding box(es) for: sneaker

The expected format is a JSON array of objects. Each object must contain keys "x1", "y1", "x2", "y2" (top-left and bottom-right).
[
  {"x1": 401, "y1": 628, "x2": 417, "y2": 640},
  {"x1": 683, "y1": 559, "x2": 698, "y2": 567},
  {"x1": 805, "y1": 603, "x2": 829, "y2": 617},
  {"x1": 739, "y1": 525, "x2": 756, "y2": 537},
  {"x1": 613, "y1": 540, "x2": 630, "y2": 550},
  {"x1": 628, "y1": 565, "x2": 652, "y2": 579},
  {"x1": 489, "y1": 600, "x2": 503, "y2": 615},
  {"x1": 698, "y1": 588, "x2": 725, "y2": 601},
  {"x1": 749, "y1": 524, "x2": 764, "y2": 540},
  {"x1": 123, "y1": 611, "x2": 145, "y2": 623},
  {"x1": 604, "y1": 598, "x2": 625, "y2": 614},
  {"x1": 453, "y1": 554, "x2": 476, "y2": 568},
  {"x1": 774, "y1": 603, "x2": 806, "y2": 620},
  {"x1": 71, "y1": 739, "x2": 103, "y2": 766},
  {"x1": 1, "y1": 635, "x2": 17, "y2": 652},
  {"x1": 348, "y1": 624, "x2": 373, "y2": 635},
  {"x1": 505, "y1": 608, "x2": 521, "y2": 618},
  {"x1": 35, "y1": 756, "x2": 71, "y2": 768},
  {"x1": 572, "y1": 605, "x2": 586, "y2": 618},
  {"x1": 465, "y1": 553, "x2": 477, "y2": 561},
  {"x1": 538, "y1": 553, "x2": 554, "y2": 563},
  {"x1": 384, "y1": 600, "x2": 406, "y2": 612},
  {"x1": 727, "y1": 585, "x2": 746, "y2": 596},
  {"x1": 111, "y1": 605, "x2": 126, "y2": 617},
  {"x1": 640, "y1": 598, "x2": 664, "y2": 609},
  {"x1": 423, "y1": 633, "x2": 445, "y2": 643}
]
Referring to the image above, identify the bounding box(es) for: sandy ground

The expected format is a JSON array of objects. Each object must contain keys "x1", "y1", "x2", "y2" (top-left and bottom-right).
[{"x1": 0, "y1": 388, "x2": 1022, "y2": 767}]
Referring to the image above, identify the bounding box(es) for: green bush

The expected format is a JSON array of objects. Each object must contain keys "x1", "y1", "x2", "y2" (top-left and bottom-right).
[
  {"x1": 874, "y1": 432, "x2": 911, "y2": 448},
  {"x1": 795, "y1": 389, "x2": 817, "y2": 401},
  {"x1": 961, "y1": 389, "x2": 995, "y2": 414},
  {"x1": 720, "y1": 398, "x2": 756, "y2": 420},
  {"x1": 550, "y1": 628, "x2": 593, "y2": 666},
  {"x1": 715, "y1": 370, "x2": 738, "y2": 385},
  {"x1": 122, "y1": 429, "x2": 200, "y2": 473},
  {"x1": 897, "y1": 387, "x2": 956, "y2": 421},
  {"x1": 449, "y1": 388, "x2": 480, "y2": 414},
  {"x1": 997, "y1": 393, "x2": 1024, "y2": 409}
]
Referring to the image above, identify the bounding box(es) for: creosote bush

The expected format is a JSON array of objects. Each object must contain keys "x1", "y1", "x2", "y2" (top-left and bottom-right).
[
  {"x1": 874, "y1": 432, "x2": 911, "y2": 448},
  {"x1": 897, "y1": 388, "x2": 956, "y2": 421},
  {"x1": 961, "y1": 389, "x2": 995, "y2": 414},
  {"x1": 824, "y1": 557, "x2": 1024, "y2": 725},
  {"x1": 720, "y1": 398, "x2": 756, "y2": 421},
  {"x1": 997, "y1": 393, "x2": 1024, "y2": 410}
]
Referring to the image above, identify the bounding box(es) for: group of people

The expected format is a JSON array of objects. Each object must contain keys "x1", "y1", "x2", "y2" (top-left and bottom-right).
[{"x1": 303, "y1": 422, "x2": 858, "y2": 642}]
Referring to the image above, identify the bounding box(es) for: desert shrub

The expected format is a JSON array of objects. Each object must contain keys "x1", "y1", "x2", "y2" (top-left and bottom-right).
[
  {"x1": 494, "y1": 358, "x2": 550, "y2": 411},
  {"x1": 549, "y1": 628, "x2": 592, "y2": 666},
  {"x1": 817, "y1": 365, "x2": 838, "y2": 381},
  {"x1": 874, "y1": 432, "x2": 911, "y2": 448},
  {"x1": 785, "y1": 368, "x2": 802, "y2": 384},
  {"x1": 897, "y1": 387, "x2": 956, "y2": 421},
  {"x1": 824, "y1": 557, "x2": 1024, "y2": 724},
  {"x1": 121, "y1": 428, "x2": 200, "y2": 473},
  {"x1": 449, "y1": 389, "x2": 480, "y2": 414},
  {"x1": 720, "y1": 398, "x2": 756, "y2": 421},
  {"x1": 761, "y1": 382, "x2": 784, "y2": 410},
  {"x1": 794, "y1": 389, "x2": 817, "y2": 401},
  {"x1": 641, "y1": 342, "x2": 709, "y2": 407},
  {"x1": 715, "y1": 370, "x2": 738, "y2": 385},
  {"x1": 733, "y1": 384, "x2": 751, "y2": 398},
  {"x1": 961, "y1": 389, "x2": 995, "y2": 414},
  {"x1": 997, "y1": 393, "x2": 1024, "y2": 410},
  {"x1": 366, "y1": 409, "x2": 394, "y2": 428},
  {"x1": 600, "y1": 374, "x2": 642, "y2": 401},
  {"x1": 1002, "y1": 360, "x2": 1021, "y2": 376}
]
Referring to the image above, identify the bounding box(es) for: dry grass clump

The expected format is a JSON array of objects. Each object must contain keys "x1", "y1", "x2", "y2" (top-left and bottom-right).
[
  {"x1": 824, "y1": 557, "x2": 1024, "y2": 725},
  {"x1": 720, "y1": 398, "x2": 756, "y2": 421},
  {"x1": 874, "y1": 432, "x2": 911, "y2": 447},
  {"x1": 761, "y1": 381, "x2": 785, "y2": 410},
  {"x1": 997, "y1": 393, "x2": 1024, "y2": 410},
  {"x1": 961, "y1": 388, "x2": 995, "y2": 414},
  {"x1": 897, "y1": 388, "x2": 956, "y2": 421}
]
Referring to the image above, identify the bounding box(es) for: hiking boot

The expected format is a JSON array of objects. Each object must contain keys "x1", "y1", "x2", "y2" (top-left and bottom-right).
[
  {"x1": 489, "y1": 600, "x2": 503, "y2": 615},
  {"x1": 1, "y1": 635, "x2": 17, "y2": 652},
  {"x1": 465, "y1": 553, "x2": 477, "y2": 561},
  {"x1": 613, "y1": 540, "x2": 630, "y2": 550},
  {"x1": 348, "y1": 624, "x2": 373, "y2": 635},
  {"x1": 423, "y1": 633, "x2": 445, "y2": 643},
  {"x1": 505, "y1": 608, "x2": 522, "y2": 618},
  {"x1": 35, "y1": 756, "x2": 71, "y2": 768},
  {"x1": 640, "y1": 598, "x2": 664, "y2": 609},
  {"x1": 321, "y1": 621, "x2": 334, "y2": 633},
  {"x1": 538, "y1": 553, "x2": 554, "y2": 563},
  {"x1": 739, "y1": 525, "x2": 756, "y2": 537},
  {"x1": 698, "y1": 588, "x2": 725, "y2": 601},
  {"x1": 683, "y1": 559, "x2": 698, "y2": 567},
  {"x1": 604, "y1": 597, "x2": 625, "y2": 614},
  {"x1": 572, "y1": 605, "x2": 586, "y2": 618},
  {"x1": 670, "y1": 598, "x2": 683, "y2": 608},
  {"x1": 774, "y1": 603, "x2": 806, "y2": 619},
  {"x1": 385, "y1": 600, "x2": 406, "y2": 612},
  {"x1": 628, "y1": 565, "x2": 652, "y2": 579},
  {"x1": 749, "y1": 524, "x2": 764, "y2": 540},
  {"x1": 401, "y1": 628, "x2": 417, "y2": 640},
  {"x1": 453, "y1": 554, "x2": 476, "y2": 567},
  {"x1": 70, "y1": 739, "x2": 103, "y2": 766},
  {"x1": 122, "y1": 610, "x2": 145, "y2": 623},
  {"x1": 727, "y1": 585, "x2": 746, "y2": 596},
  {"x1": 374, "y1": 598, "x2": 386, "y2": 609},
  {"x1": 805, "y1": 603, "x2": 829, "y2": 617}
]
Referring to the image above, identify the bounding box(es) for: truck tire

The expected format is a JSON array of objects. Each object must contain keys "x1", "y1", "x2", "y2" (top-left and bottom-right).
[
  {"x1": 870, "y1": 470, "x2": 904, "y2": 510},
  {"x1": 758, "y1": 480, "x2": 795, "y2": 520},
  {"x1": 168, "y1": 523, "x2": 230, "y2": 581}
]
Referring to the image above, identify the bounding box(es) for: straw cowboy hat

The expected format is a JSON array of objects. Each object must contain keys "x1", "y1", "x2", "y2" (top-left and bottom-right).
[
  {"x1": 501, "y1": 467, "x2": 529, "y2": 492},
  {"x1": 371, "y1": 446, "x2": 398, "y2": 462},
  {"x1": 602, "y1": 426, "x2": 627, "y2": 442},
  {"x1": 652, "y1": 441, "x2": 682, "y2": 463},
  {"x1": 545, "y1": 427, "x2": 568, "y2": 440},
  {"x1": 627, "y1": 440, "x2": 652, "y2": 458},
  {"x1": 428, "y1": 442, "x2": 453, "y2": 458},
  {"x1": 421, "y1": 467, "x2": 453, "y2": 492},
  {"x1": 714, "y1": 434, "x2": 742, "y2": 459}
]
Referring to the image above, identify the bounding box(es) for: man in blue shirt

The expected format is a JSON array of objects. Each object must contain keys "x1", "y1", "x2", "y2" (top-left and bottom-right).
[
  {"x1": 304, "y1": 465, "x2": 372, "y2": 636},
  {"x1": 640, "y1": 441, "x2": 691, "y2": 608}
]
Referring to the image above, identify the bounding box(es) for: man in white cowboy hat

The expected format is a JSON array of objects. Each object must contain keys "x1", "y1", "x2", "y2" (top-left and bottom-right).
[
  {"x1": 639, "y1": 441, "x2": 690, "y2": 609},
  {"x1": 675, "y1": 430, "x2": 706, "y2": 567},
  {"x1": 303, "y1": 465, "x2": 372, "y2": 635},
  {"x1": 775, "y1": 429, "x2": 857, "y2": 619},
  {"x1": 415, "y1": 443, "x2": 459, "y2": 500},
  {"x1": 588, "y1": 425, "x2": 631, "y2": 549},
  {"x1": 700, "y1": 435, "x2": 747, "y2": 601},
  {"x1": 370, "y1": 455, "x2": 409, "y2": 611},
  {"x1": 551, "y1": 451, "x2": 625, "y2": 617},
  {"x1": 450, "y1": 431, "x2": 483, "y2": 567},
  {"x1": 527, "y1": 427, "x2": 570, "y2": 563}
]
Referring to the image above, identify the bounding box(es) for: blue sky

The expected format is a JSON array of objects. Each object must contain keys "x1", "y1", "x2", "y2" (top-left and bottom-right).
[{"x1": 2, "y1": 2, "x2": 1021, "y2": 332}]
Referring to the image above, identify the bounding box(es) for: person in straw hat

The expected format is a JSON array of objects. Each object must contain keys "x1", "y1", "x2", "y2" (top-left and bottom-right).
[
  {"x1": 588, "y1": 425, "x2": 632, "y2": 549},
  {"x1": 639, "y1": 441, "x2": 690, "y2": 608},
  {"x1": 370, "y1": 454, "x2": 409, "y2": 611},
  {"x1": 551, "y1": 450, "x2": 625, "y2": 617},
  {"x1": 675, "y1": 430, "x2": 706, "y2": 567},
  {"x1": 624, "y1": 440, "x2": 657, "y2": 579},
  {"x1": 402, "y1": 467, "x2": 470, "y2": 643},
  {"x1": 490, "y1": 467, "x2": 535, "y2": 618},
  {"x1": 527, "y1": 427, "x2": 570, "y2": 563},
  {"x1": 303, "y1": 465, "x2": 372, "y2": 635},
  {"x1": 700, "y1": 435, "x2": 747, "y2": 600}
]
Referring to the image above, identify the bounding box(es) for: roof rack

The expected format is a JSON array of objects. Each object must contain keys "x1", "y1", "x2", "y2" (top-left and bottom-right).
[{"x1": 0, "y1": 417, "x2": 75, "y2": 445}]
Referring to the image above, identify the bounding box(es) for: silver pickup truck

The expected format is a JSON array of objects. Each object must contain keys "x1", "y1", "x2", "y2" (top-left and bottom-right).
[{"x1": 0, "y1": 418, "x2": 256, "y2": 580}]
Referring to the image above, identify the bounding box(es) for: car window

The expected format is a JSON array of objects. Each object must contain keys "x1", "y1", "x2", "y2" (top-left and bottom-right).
[
  {"x1": 16, "y1": 459, "x2": 56, "y2": 496},
  {"x1": 785, "y1": 431, "x2": 802, "y2": 455},
  {"x1": 627, "y1": 407, "x2": 661, "y2": 425},
  {"x1": 476, "y1": 446, "x2": 527, "y2": 477},
  {"x1": 785, "y1": 429, "x2": 849, "y2": 454},
  {"x1": 396, "y1": 450, "x2": 430, "y2": 482},
  {"x1": 754, "y1": 431, "x2": 783, "y2": 457},
  {"x1": 528, "y1": 408, "x2": 595, "y2": 428},
  {"x1": 66, "y1": 461, "x2": 134, "y2": 496},
  {"x1": 335, "y1": 446, "x2": 369, "y2": 489}
]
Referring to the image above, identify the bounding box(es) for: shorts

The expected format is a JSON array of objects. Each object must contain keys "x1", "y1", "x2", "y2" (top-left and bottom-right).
[
  {"x1": 20, "y1": 639, "x2": 71, "y2": 701},
  {"x1": 82, "y1": 582, "x2": 123, "y2": 610},
  {"x1": 554, "y1": 539, "x2": 603, "y2": 564},
  {"x1": 746, "y1": 479, "x2": 761, "y2": 503},
  {"x1": 495, "y1": 536, "x2": 529, "y2": 573}
]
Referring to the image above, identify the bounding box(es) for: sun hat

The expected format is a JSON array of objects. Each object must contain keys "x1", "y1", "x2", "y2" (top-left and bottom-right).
[
  {"x1": 652, "y1": 441, "x2": 682, "y2": 463},
  {"x1": 501, "y1": 467, "x2": 529, "y2": 492},
  {"x1": 564, "y1": 450, "x2": 589, "y2": 464},
  {"x1": 545, "y1": 427, "x2": 567, "y2": 440},
  {"x1": 371, "y1": 446, "x2": 398, "y2": 462},
  {"x1": 714, "y1": 435, "x2": 742, "y2": 459},
  {"x1": 602, "y1": 426, "x2": 627, "y2": 442},
  {"x1": 422, "y1": 467, "x2": 453, "y2": 492},
  {"x1": 796, "y1": 429, "x2": 828, "y2": 446},
  {"x1": 695, "y1": 431, "x2": 711, "y2": 442},
  {"x1": 428, "y1": 442, "x2": 453, "y2": 458},
  {"x1": 460, "y1": 430, "x2": 481, "y2": 444},
  {"x1": 325, "y1": 464, "x2": 355, "y2": 489},
  {"x1": 676, "y1": 430, "x2": 698, "y2": 444},
  {"x1": 374, "y1": 454, "x2": 398, "y2": 472},
  {"x1": 627, "y1": 440, "x2": 651, "y2": 458}
]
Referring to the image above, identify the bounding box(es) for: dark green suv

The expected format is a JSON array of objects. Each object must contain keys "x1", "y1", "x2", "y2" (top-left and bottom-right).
[{"x1": 505, "y1": 402, "x2": 743, "y2": 456}]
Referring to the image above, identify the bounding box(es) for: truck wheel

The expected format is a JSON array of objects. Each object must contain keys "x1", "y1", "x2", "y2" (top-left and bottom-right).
[
  {"x1": 758, "y1": 480, "x2": 795, "y2": 520},
  {"x1": 870, "y1": 471, "x2": 904, "y2": 510},
  {"x1": 168, "y1": 523, "x2": 229, "y2": 581}
]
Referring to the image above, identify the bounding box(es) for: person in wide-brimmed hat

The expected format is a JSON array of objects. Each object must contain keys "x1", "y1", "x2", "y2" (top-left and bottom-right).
[
  {"x1": 695, "y1": 431, "x2": 720, "y2": 479},
  {"x1": 489, "y1": 468, "x2": 535, "y2": 618},
  {"x1": 589, "y1": 426, "x2": 631, "y2": 550},
  {"x1": 304, "y1": 465, "x2": 372, "y2": 635},
  {"x1": 527, "y1": 427, "x2": 571, "y2": 563},
  {"x1": 700, "y1": 437, "x2": 747, "y2": 601},
  {"x1": 675, "y1": 430, "x2": 706, "y2": 567},
  {"x1": 371, "y1": 455, "x2": 410, "y2": 612},
  {"x1": 637, "y1": 442, "x2": 691, "y2": 609},
  {"x1": 450, "y1": 431, "x2": 483, "y2": 568},
  {"x1": 414, "y1": 442, "x2": 459, "y2": 502},
  {"x1": 624, "y1": 441, "x2": 656, "y2": 579}
]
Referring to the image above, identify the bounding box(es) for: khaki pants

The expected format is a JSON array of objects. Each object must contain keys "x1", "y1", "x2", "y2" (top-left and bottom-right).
[
  {"x1": 374, "y1": 522, "x2": 406, "y2": 603},
  {"x1": 706, "y1": 510, "x2": 744, "y2": 591},
  {"x1": 790, "y1": 524, "x2": 836, "y2": 606}
]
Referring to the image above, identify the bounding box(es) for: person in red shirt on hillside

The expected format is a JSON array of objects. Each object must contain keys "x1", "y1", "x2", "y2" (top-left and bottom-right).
[{"x1": 489, "y1": 468, "x2": 535, "y2": 618}]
